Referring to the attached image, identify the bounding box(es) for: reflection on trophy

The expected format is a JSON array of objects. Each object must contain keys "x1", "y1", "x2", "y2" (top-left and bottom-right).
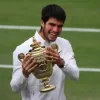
[{"x1": 18, "y1": 37, "x2": 58, "y2": 93}]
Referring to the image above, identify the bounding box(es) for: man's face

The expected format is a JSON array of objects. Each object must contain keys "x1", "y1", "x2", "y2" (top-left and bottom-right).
[{"x1": 41, "y1": 17, "x2": 64, "y2": 42}]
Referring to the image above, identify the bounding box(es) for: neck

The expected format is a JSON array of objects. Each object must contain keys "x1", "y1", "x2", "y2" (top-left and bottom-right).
[{"x1": 39, "y1": 30, "x2": 50, "y2": 43}]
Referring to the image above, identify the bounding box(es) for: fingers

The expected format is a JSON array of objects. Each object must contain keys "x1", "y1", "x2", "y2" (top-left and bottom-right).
[
  {"x1": 46, "y1": 47, "x2": 56, "y2": 54},
  {"x1": 23, "y1": 59, "x2": 37, "y2": 72},
  {"x1": 45, "y1": 47, "x2": 60, "y2": 63},
  {"x1": 23, "y1": 62, "x2": 37, "y2": 74},
  {"x1": 23, "y1": 56, "x2": 34, "y2": 68},
  {"x1": 22, "y1": 55, "x2": 38, "y2": 77},
  {"x1": 46, "y1": 47, "x2": 59, "y2": 58},
  {"x1": 45, "y1": 59, "x2": 56, "y2": 63},
  {"x1": 45, "y1": 55, "x2": 57, "y2": 62},
  {"x1": 23, "y1": 54, "x2": 30, "y2": 64}
]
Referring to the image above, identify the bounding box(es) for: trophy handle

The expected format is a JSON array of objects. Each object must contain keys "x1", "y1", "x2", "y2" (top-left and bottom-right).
[
  {"x1": 51, "y1": 44, "x2": 58, "y2": 51},
  {"x1": 18, "y1": 53, "x2": 25, "y2": 63}
]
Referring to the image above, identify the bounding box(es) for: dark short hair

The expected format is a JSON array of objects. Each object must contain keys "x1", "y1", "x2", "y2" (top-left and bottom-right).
[{"x1": 41, "y1": 4, "x2": 66, "y2": 23}]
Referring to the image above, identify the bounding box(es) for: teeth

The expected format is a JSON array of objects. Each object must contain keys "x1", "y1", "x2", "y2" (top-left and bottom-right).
[
  {"x1": 52, "y1": 35, "x2": 56, "y2": 36},
  {"x1": 51, "y1": 33, "x2": 56, "y2": 36}
]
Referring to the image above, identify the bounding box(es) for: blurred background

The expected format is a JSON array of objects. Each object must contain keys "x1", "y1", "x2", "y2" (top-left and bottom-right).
[{"x1": 0, "y1": 0, "x2": 100, "y2": 100}]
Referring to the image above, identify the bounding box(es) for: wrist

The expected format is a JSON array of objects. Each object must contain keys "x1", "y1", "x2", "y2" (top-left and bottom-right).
[
  {"x1": 57, "y1": 58, "x2": 65, "y2": 68},
  {"x1": 22, "y1": 69, "x2": 29, "y2": 78}
]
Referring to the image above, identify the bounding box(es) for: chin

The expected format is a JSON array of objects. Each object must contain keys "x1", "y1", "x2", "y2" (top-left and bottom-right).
[
  {"x1": 50, "y1": 39, "x2": 56, "y2": 42},
  {"x1": 48, "y1": 37, "x2": 57, "y2": 42}
]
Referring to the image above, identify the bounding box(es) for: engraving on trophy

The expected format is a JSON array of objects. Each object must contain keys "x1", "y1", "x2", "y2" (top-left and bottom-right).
[{"x1": 18, "y1": 37, "x2": 58, "y2": 93}]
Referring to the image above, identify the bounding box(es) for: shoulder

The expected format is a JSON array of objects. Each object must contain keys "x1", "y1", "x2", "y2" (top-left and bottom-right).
[
  {"x1": 56, "y1": 37, "x2": 72, "y2": 47},
  {"x1": 55, "y1": 37, "x2": 73, "y2": 52},
  {"x1": 13, "y1": 37, "x2": 33, "y2": 55}
]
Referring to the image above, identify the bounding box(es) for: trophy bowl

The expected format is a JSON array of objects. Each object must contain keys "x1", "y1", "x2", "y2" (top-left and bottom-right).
[{"x1": 18, "y1": 37, "x2": 58, "y2": 93}]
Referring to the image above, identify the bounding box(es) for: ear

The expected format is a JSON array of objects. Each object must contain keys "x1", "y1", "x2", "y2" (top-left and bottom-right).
[{"x1": 41, "y1": 20, "x2": 44, "y2": 28}]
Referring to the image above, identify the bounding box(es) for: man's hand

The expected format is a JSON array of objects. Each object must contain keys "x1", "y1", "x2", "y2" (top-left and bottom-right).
[
  {"x1": 22, "y1": 54, "x2": 38, "y2": 78},
  {"x1": 45, "y1": 47, "x2": 65, "y2": 68}
]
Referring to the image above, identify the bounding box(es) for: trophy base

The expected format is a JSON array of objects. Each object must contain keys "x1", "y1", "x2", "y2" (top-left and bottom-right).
[{"x1": 40, "y1": 85, "x2": 56, "y2": 93}]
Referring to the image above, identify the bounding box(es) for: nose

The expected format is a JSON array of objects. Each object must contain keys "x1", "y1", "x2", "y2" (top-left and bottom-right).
[{"x1": 53, "y1": 26, "x2": 59, "y2": 33}]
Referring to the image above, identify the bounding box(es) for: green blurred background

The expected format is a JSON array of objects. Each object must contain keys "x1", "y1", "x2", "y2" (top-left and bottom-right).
[{"x1": 0, "y1": 0, "x2": 100, "y2": 100}]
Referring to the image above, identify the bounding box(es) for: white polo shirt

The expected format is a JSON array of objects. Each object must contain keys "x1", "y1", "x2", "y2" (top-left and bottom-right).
[{"x1": 10, "y1": 31, "x2": 79, "y2": 100}]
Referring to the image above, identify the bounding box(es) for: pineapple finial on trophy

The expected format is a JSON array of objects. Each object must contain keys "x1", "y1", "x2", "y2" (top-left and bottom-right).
[{"x1": 30, "y1": 37, "x2": 41, "y2": 50}]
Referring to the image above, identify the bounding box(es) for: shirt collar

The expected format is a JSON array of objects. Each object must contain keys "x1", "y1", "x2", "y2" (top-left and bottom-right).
[{"x1": 34, "y1": 30, "x2": 45, "y2": 45}]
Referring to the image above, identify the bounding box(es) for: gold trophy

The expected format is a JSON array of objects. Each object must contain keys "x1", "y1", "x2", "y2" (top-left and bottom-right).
[{"x1": 18, "y1": 37, "x2": 58, "y2": 93}]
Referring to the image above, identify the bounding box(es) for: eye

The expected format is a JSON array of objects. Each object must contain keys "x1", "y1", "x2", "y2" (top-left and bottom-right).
[
  {"x1": 49, "y1": 23, "x2": 56, "y2": 26},
  {"x1": 58, "y1": 25, "x2": 63, "y2": 28}
]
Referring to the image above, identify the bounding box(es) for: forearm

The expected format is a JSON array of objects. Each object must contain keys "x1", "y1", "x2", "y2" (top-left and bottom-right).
[
  {"x1": 61, "y1": 59, "x2": 79, "y2": 80},
  {"x1": 10, "y1": 66, "x2": 28, "y2": 92}
]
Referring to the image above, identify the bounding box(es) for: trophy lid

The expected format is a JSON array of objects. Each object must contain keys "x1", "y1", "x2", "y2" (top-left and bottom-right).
[{"x1": 30, "y1": 37, "x2": 41, "y2": 50}]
